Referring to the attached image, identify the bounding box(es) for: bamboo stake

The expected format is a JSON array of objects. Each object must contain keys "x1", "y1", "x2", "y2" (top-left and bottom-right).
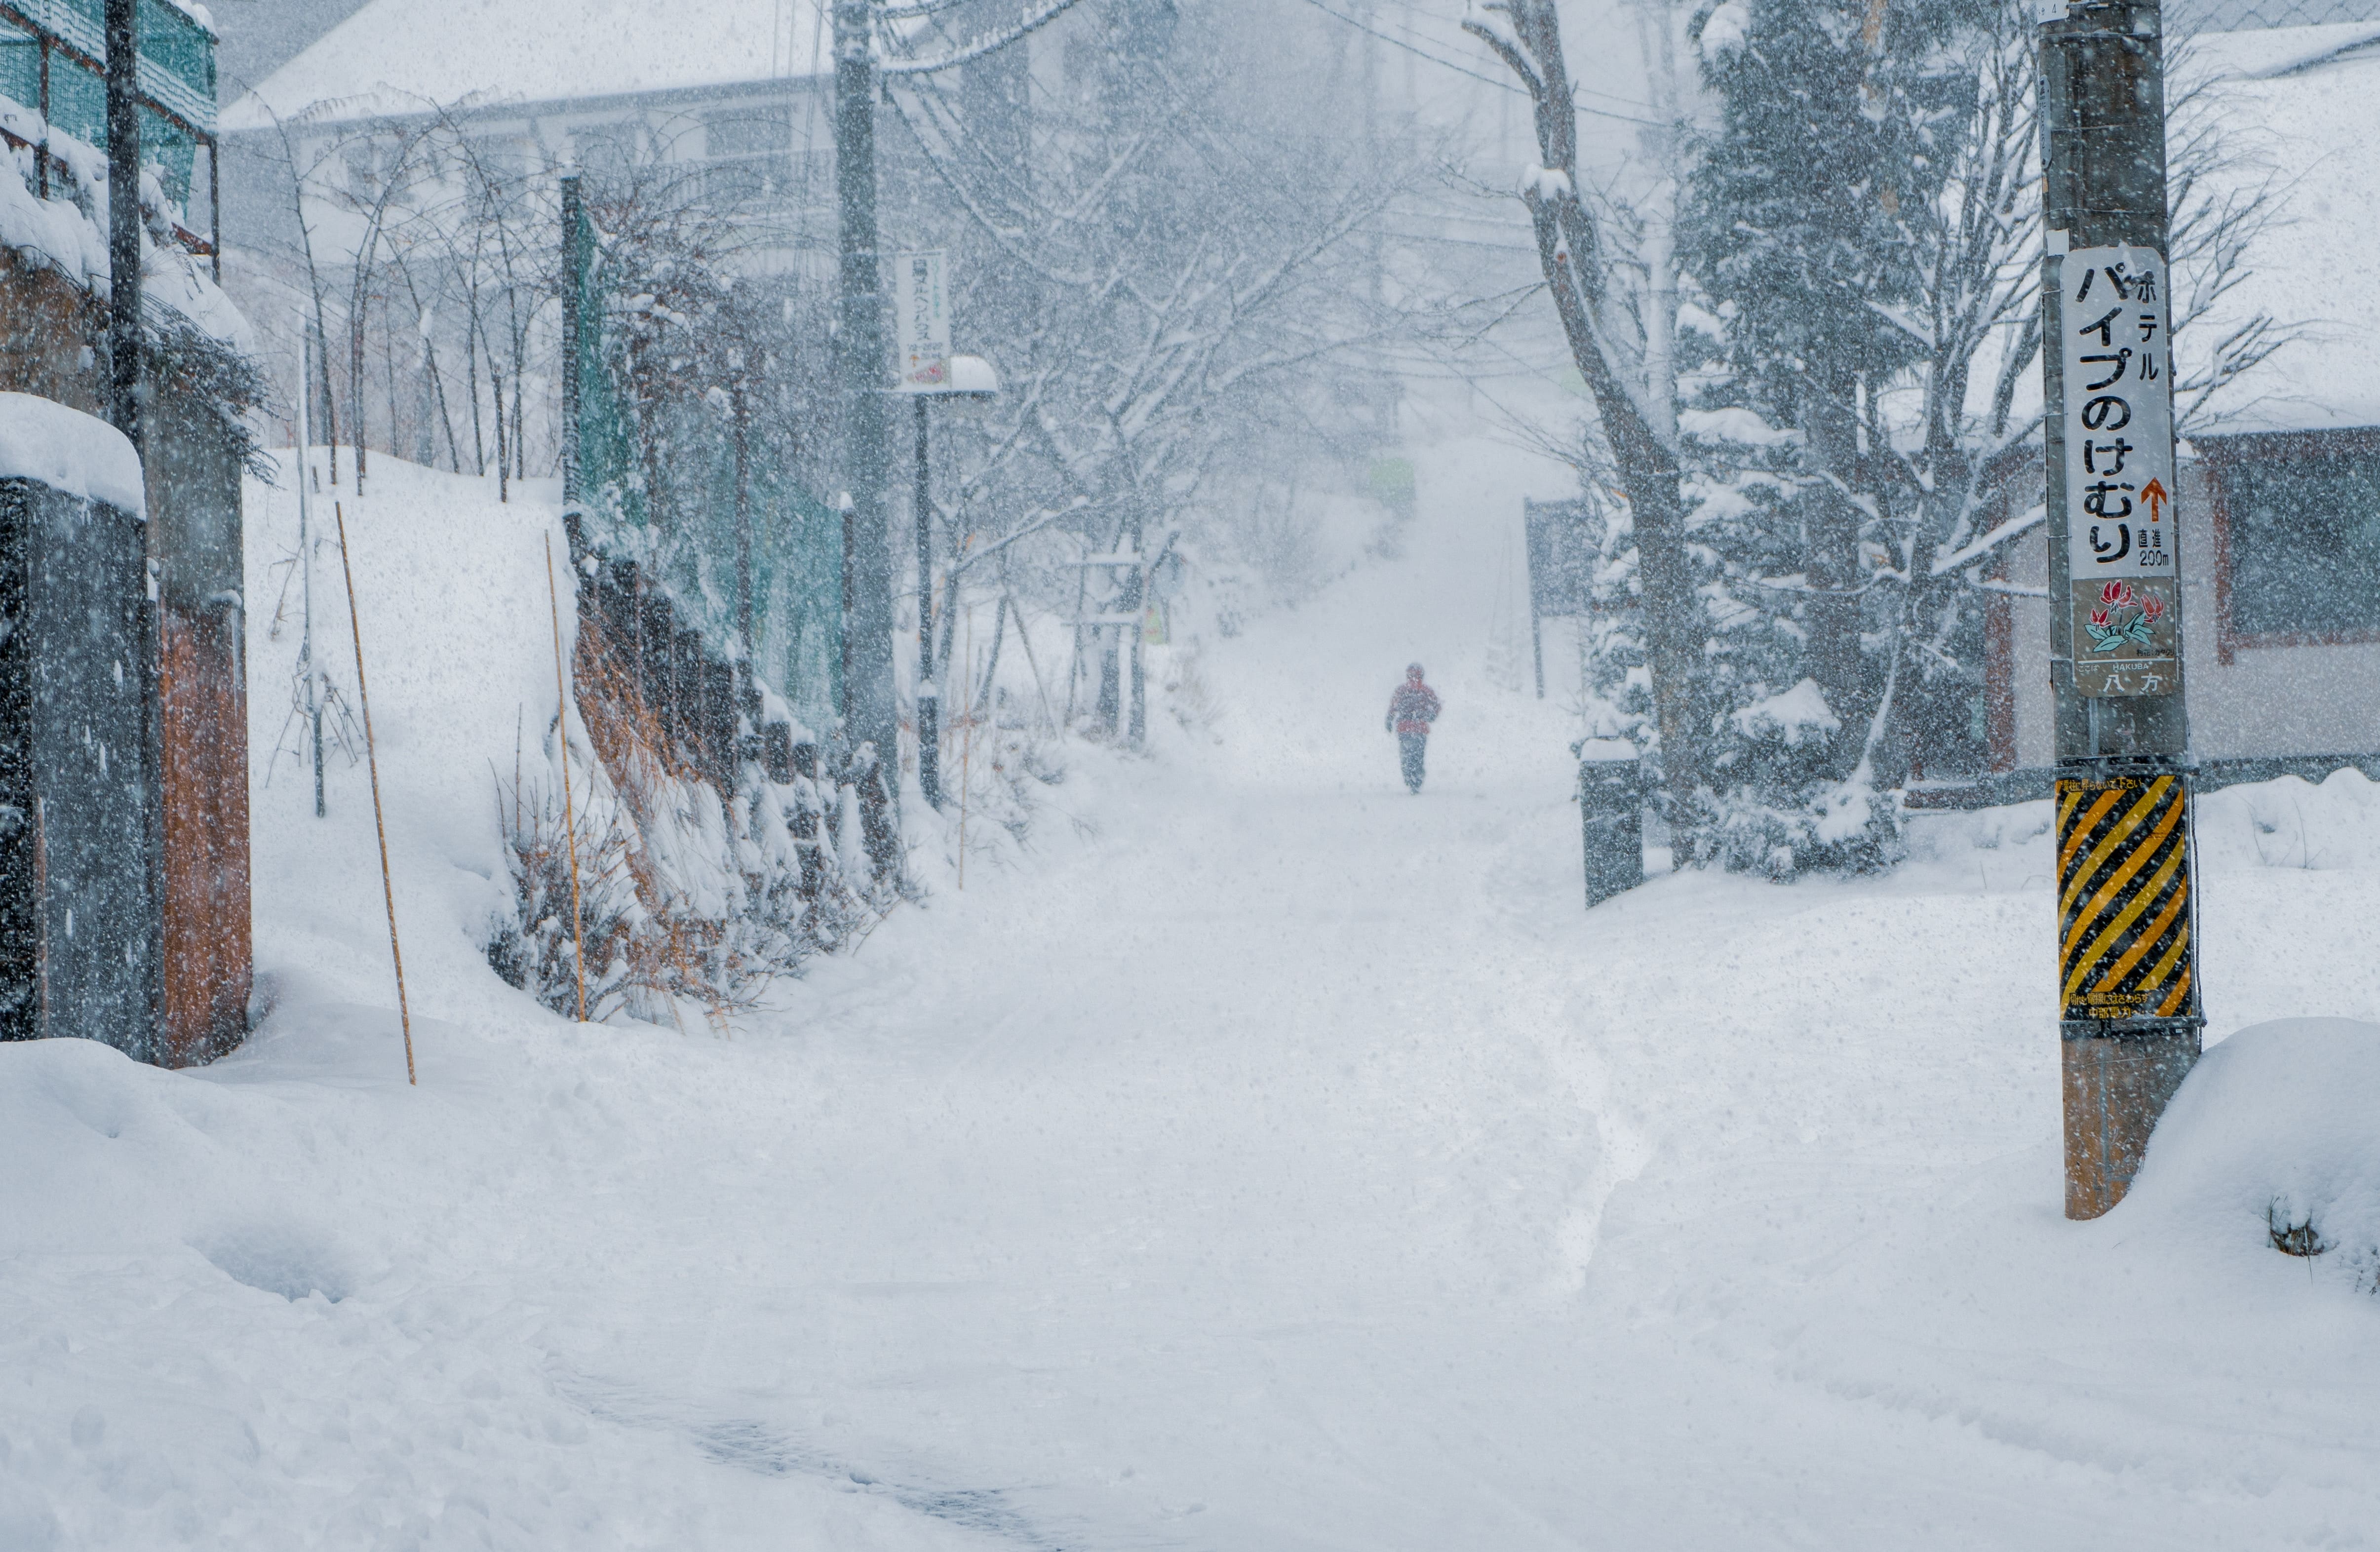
[
  {"x1": 334, "y1": 502, "x2": 415, "y2": 1086},
  {"x1": 545, "y1": 533, "x2": 589, "y2": 1022}
]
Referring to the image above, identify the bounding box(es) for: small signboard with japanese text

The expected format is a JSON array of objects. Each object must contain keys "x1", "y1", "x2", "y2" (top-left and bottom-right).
[
  {"x1": 2061, "y1": 245, "x2": 2179, "y2": 698},
  {"x1": 895, "y1": 249, "x2": 952, "y2": 392}
]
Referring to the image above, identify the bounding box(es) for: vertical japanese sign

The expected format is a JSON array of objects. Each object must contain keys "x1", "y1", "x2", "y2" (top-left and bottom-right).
[
  {"x1": 2061, "y1": 245, "x2": 2178, "y2": 698},
  {"x1": 895, "y1": 249, "x2": 951, "y2": 391}
]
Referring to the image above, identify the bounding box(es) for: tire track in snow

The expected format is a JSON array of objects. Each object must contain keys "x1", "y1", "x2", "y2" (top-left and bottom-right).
[{"x1": 560, "y1": 1369, "x2": 1167, "y2": 1552}]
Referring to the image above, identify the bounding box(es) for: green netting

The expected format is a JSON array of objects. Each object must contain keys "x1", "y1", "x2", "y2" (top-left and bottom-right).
[
  {"x1": 568, "y1": 197, "x2": 842, "y2": 735},
  {"x1": 0, "y1": 25, "x2": 36, "y2": 111},
  {"x1": 0, "y1": 1, "x2": 205, "y2": 207}
]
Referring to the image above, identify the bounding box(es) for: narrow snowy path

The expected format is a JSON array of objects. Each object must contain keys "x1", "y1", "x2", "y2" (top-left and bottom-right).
[{"x1": 513, "y1": 434, "x2": 2380, "y2": 1549}]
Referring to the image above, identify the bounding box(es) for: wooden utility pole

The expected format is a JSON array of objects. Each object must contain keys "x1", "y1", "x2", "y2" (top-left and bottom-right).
[{"x1": 2039, "y1": 0, "x2": 2203, "y2": 1219}]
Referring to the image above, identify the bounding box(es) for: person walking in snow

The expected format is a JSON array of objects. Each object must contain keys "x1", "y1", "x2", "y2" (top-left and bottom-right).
[{"x1": 1385, "y1": 663, "x2": 1442, "y2": 793}]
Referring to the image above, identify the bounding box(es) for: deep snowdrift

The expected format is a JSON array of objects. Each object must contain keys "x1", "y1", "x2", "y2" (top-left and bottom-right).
[{"x1": 2, "y1": 447, "x2": 2380, "y2": 1548}]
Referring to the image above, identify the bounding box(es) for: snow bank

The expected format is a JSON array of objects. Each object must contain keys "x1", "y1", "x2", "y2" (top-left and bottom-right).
[
  {"x1": 0, "y1": 1003, "x2": 1010, "y2": 1549},
  {"x1": 2195, "y1": 766, "x2": 2380, "y2": 871},
  {"x1": 241, "y1": 452, "x2": 575, "y2": 1028},
  {"x1": 6, "y1": 399, "x2": 2380, "y2": 1544},
  {"x1": 0, "y1": 392, "x2": 145, "y2": 513},
  {"x1": 2129, "y1": 1017, "x2": 2380, "y2": 1289}
]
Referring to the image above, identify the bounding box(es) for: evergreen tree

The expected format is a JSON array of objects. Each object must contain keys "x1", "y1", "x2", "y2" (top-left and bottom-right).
[{"x1": 1672, "y1": 0, "x2": 1996, "y2": 875}]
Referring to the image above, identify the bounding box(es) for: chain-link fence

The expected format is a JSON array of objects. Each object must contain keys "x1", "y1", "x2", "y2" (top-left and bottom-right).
[{"x1": 2172, "y1": 0, "x2": 2380, "y2": 31}]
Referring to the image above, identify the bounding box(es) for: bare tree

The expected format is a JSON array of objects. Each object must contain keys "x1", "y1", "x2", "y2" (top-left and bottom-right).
[
  {"x1": 884, "y1": 7, "x2": 1409, "y2": 741},
  {"x1": 1464, "y1": 0, "x2": 1710, "y2": 805}
]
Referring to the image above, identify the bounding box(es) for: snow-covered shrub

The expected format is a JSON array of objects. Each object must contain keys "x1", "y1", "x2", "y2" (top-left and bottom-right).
[
  {"x1": 487, "y1": 747, "x2": 880, "y2": 1027},
  {"x1": 1693, "y1": 680, "x2": 1903, "y2": 878},
  {"x1": 485, "y1": 778, "x2": 641, "y2": 1020}
]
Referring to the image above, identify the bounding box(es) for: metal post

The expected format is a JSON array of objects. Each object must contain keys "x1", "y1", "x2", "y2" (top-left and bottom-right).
[
  {"x1": 1127, "y1": 514, "x2": 1145, "y2": 748},
  {"x1": 104, "y1": 0, "x2": 142, "y2": 448},
  {"x1": 832, "y1": 0, "x2": 898, "y2": 875},
  {"x1": 914, "y1": 394, "x2": 941, "y2": 806},
  {"x1": 560, "y1": 175, "x2": 582, "y2": 512},
  {"x1": 2040, "y1": 0, "x2": 2202, "y2": 1220},
  {"x1": 36, "y1": 35, "x2": 49, "y2": 198},
  {"x1": 299, "y1": 335, "x2": 325, "y2": 818},
  {"x1": 207, "y1": 136, "x2": 220, "y2": 283}
]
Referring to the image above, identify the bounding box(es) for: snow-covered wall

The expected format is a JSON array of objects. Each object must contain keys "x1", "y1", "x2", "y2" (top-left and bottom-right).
[{"x1": 0, "y1": 392, "x2": 144, "y2": 514}]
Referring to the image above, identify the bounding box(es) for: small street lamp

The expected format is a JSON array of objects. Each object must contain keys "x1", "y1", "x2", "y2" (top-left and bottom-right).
[{"x1": 909, "y1": 353, "x2": 1000, "y2": 808}]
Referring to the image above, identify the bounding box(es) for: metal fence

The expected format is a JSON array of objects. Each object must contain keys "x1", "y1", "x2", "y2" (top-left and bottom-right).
[{"x1": 2173, "y1": 0, "x2": 2380, "y2": 30}]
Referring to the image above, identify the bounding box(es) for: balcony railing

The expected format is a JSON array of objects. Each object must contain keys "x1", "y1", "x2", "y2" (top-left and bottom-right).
[{"x1": 0, "y1": 0, "x2": 217, "y2": 262}]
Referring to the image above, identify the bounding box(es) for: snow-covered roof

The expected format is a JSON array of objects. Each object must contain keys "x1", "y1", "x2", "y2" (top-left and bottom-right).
[
  {"x1": 220, "y1": 0, "x2": 831, "y2": 134},
  {"x1": 2175, "y1": 0, "x2": 2380, "y2": 33},
  {"x1": 2187, "y1": 24, "x2": 2380, "y2": 434}
]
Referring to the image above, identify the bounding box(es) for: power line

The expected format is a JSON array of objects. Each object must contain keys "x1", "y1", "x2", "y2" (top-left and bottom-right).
[
  {"x1": 1366, "y1": 1, "x2": 1669, "y2": 115},
  {"x1": 1290, "y1": 0, "x2": 1676, "y2": 129},
  {"x1": 1294, "y1": 0, "x2": 1522, "y2": 96}
]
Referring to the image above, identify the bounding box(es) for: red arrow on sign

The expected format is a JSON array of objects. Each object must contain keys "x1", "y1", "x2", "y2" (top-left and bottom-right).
[{"x1": 2142, "y1": 477, "x2": 2170, "y2": 523}]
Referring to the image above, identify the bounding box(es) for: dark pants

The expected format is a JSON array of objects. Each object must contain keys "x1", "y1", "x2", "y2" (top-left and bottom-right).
[{"x1": 1398, "y1": 731, "x2": 1428, "y2": 792}]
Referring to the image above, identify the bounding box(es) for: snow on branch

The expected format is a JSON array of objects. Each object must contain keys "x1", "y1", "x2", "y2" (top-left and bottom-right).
[
  {"x1": 1930, "y1": 502, "x2": 2044, "y2": 578},
  {"x1": 1519, "y1": 165, "x2": 1572, "y2": 202},
  {"x1": 878, "y1": 0, "x2": 1092, "y2": 75}
]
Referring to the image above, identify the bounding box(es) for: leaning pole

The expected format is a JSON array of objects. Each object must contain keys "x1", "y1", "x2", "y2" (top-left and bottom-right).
[{"x1": 2039, "y1": 0, "x2": 2204, "y2": 1219}]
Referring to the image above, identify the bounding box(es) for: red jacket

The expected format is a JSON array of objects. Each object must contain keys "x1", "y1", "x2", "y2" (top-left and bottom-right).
[{"x1": 1387, "y1": 680, "x2": 1441, "y2": 735}]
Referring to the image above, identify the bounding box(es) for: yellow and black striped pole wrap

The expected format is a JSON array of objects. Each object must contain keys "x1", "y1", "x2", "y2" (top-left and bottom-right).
[{"x1": 2056, "y1": 773, "x2": 2197, "y2": 1023}]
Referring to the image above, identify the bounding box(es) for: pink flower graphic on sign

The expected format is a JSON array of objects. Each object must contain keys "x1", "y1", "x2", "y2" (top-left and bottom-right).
[{"x1": 2086, "y1": 581, "x2": 2158, "y2": 655}]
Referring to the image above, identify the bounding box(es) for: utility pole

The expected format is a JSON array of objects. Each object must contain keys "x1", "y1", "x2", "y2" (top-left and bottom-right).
[
  {"x1": 2040, "y1": 0, "x2": 2202, "y2": 1220},
  {"x1": 832, "y1": 0, "x2": 900, "y2": 877},
  {"x1": 103, "y1": 0, "x2": 141, "y2": 448}
]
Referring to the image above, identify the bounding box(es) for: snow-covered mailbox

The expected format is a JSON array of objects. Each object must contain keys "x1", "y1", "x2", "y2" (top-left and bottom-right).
[
  {"x1": 0, "y1": 396, "x2": 158, "y2": 1051},
  {"x1": 0, "y1": 0, "x2": 253, "y2": 1065}
]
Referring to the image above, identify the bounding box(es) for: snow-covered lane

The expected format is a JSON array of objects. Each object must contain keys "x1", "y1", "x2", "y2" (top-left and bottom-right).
[{"x1": 7, "y1": 444, "x2": 2380, "y2": 1548}]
